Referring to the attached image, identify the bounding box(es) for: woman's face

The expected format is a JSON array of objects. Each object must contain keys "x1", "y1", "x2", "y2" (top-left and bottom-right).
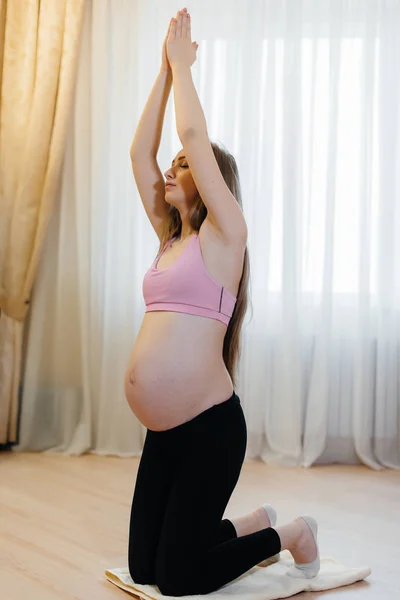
[{"x1": 163, "y1": 150, "x2": 198, "y2": 205}]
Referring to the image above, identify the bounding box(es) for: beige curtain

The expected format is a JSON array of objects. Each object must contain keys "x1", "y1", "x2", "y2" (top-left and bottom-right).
[{"x1": 0, "y1": 0, "x2": 85, "y2": 444}]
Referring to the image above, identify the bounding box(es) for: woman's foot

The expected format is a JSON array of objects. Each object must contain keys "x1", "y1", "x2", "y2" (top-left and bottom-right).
[
  {"x1": 289, "y1": 517, "x2": 317, "y2": 563},
  {"x1": 257, "y1": 504, "x2": 280, "y2": 567},
  {"x1": 256, "y1": 504, "x2": 277, "y2": 529},
  {"x1": 286, "y1": 516, "x2": 320, "y2": 578},
  {"x1": 231, "y1": 504, "x2": 280, "y2": 567},
  {"x1": 231, "y1": 504, "x2": 276, "y2": 537}
]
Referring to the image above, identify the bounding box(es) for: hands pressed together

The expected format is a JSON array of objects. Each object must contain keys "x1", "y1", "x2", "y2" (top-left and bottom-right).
[{"x1": 161, "y1": 7, "x2": 199, "y2": 72}]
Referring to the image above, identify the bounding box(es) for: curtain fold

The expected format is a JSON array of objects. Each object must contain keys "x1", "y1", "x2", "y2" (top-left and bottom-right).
[
  {"x1": 11, "y1": 0, "x2": 400, "y2": 469},
  {"x1": 0, "y1": 0, "x2": 86, "y2": 444}
]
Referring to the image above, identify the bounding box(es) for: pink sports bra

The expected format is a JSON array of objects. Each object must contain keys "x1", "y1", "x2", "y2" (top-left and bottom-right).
[{"x1": 142, "y1": 233, "x2": 237, "y2": 326}]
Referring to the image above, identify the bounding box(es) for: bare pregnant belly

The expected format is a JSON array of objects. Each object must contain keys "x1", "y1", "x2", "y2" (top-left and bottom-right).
[{"x1": 124, "y1": 312, "x2": 234, "y2": 431}]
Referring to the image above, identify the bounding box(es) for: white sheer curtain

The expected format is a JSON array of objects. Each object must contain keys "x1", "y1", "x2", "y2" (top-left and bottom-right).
[{"x1": 13, "y1": 0, "x2": 400, "y2": 470}]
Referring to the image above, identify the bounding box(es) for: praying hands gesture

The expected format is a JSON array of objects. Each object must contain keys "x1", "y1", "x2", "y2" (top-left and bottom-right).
[{"x1": 161, "y1": 7, "x2": 199, "y2": 73}]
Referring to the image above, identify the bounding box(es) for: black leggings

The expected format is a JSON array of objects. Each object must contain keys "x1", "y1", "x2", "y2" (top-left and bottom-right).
[{"x1": 128, "y1": 391, "x2": 281, "y2": 596}]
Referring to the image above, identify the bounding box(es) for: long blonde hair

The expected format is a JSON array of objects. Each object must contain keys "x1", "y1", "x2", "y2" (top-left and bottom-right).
[{"x1": 159, "y1": 142, "x2": 252, "y2": 389}]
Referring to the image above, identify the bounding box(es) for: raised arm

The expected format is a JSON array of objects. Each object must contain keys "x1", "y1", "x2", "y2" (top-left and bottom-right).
[{"x1": 129, "y1": 16, "x2": 177, "y2": 240}]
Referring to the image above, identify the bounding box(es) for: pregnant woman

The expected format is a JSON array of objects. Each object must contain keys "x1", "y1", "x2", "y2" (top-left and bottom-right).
[{"x1": 125, "y1": 7, "x2": 320, "y2": 596}]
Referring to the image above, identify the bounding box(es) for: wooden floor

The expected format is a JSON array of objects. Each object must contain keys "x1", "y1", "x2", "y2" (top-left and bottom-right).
[{"x1": 1, "y1": 451, "x2": 398, "y2": 599}]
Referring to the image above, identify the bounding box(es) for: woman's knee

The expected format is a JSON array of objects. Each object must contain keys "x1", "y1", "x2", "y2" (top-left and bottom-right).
[
  {"x1": 157, "y1": 576, "x2": 198, "y2": 598},
  {"x1": 128, "y1": 555, "x2": 155, "y2": 586},
  {"x1": 157, "y1": 580, "x2": 184, "y2": 597},
  {"x1": 156, "y1": 560, "x2": 210, "y2": 597},
  {"x1": 156, "y1": 559, "x2": 196, "y2": 597}
]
